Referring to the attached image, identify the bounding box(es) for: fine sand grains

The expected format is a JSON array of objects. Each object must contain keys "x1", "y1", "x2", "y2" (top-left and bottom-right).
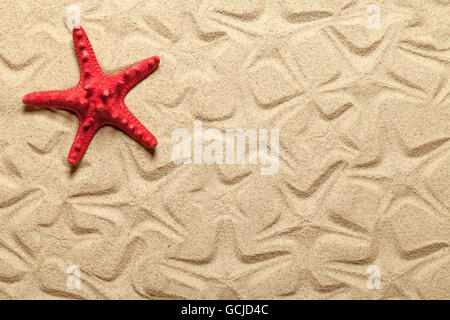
[{"x1": 0, "y1": 0, "x2": 448, "y2": 299}]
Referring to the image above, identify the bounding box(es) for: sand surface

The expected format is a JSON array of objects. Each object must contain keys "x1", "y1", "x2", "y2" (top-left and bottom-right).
[{"x1": 0, "y1": 0, "x2": 449, "y2": 299}]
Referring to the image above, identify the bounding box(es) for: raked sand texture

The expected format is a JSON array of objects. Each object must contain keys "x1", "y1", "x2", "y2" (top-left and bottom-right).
[{"x1": 0, "y1": 0, "x2": 449, "y2": 300}]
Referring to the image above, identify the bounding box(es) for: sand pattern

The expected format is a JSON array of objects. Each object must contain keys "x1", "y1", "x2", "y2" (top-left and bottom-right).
[{"x1": 0, "y1": 0, "x2": 449, "y2": 299}]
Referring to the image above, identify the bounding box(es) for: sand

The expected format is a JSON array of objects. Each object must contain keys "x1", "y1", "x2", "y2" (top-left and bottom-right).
[{"x1": 0, "y1": 0, "x2": 449, "y2": 300}]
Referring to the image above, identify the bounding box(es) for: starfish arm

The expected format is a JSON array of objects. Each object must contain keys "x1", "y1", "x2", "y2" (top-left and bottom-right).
[
  {"x1": 114, "y1": 104, "x2": 157, "y2": 149},
  {"x1": 67, "y1": 120, "x2": 100, "y2": 164},
  {"x1": 22, "y1": 87, "x2": 82, "y2": 111},
  {"x1": 72, "y1": 26, "x2": 103, "y2": 80},
  {"x1": 118, "y1": 56, "x2": 160, "y2": 93}
]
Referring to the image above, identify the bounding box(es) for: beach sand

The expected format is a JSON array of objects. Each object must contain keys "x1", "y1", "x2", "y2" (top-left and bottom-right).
[{"x1": 0, "y1": 0, "x2": 449, "y2": 299}]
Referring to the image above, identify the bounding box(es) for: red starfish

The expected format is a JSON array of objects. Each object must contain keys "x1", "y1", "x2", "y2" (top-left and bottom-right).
[{"x1": 22, "y1": 26, "x2": 159, "y2": 165}]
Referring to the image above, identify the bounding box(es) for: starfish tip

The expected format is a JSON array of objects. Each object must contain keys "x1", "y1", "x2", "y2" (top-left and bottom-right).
[
  {"x1": 149, "y1": 56, "x2": 160, "y2": 69},
  {"x1": 147, "y1": 137, "x2": 158, "y2": 148},
  {"x1": 67, "y1": 155, "x2": 79, "y2": 165},
  {"x1": 22, "y1": 93, "x2": 35, "y2": 105}
]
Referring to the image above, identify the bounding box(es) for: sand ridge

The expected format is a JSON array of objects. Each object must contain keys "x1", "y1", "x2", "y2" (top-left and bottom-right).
[{"x1": 0, "y1": 0, "x2": 449, "y2": 299}]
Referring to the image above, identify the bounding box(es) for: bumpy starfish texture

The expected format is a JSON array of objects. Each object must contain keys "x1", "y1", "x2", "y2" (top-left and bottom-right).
[{"x1": 22, "y1": 26, "x2": 159, "y2": 165}]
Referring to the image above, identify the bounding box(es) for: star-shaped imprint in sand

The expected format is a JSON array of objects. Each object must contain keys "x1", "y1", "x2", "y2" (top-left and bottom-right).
[{"x1": 22, "y1": 26, "x2": 159, "y2": 165}]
